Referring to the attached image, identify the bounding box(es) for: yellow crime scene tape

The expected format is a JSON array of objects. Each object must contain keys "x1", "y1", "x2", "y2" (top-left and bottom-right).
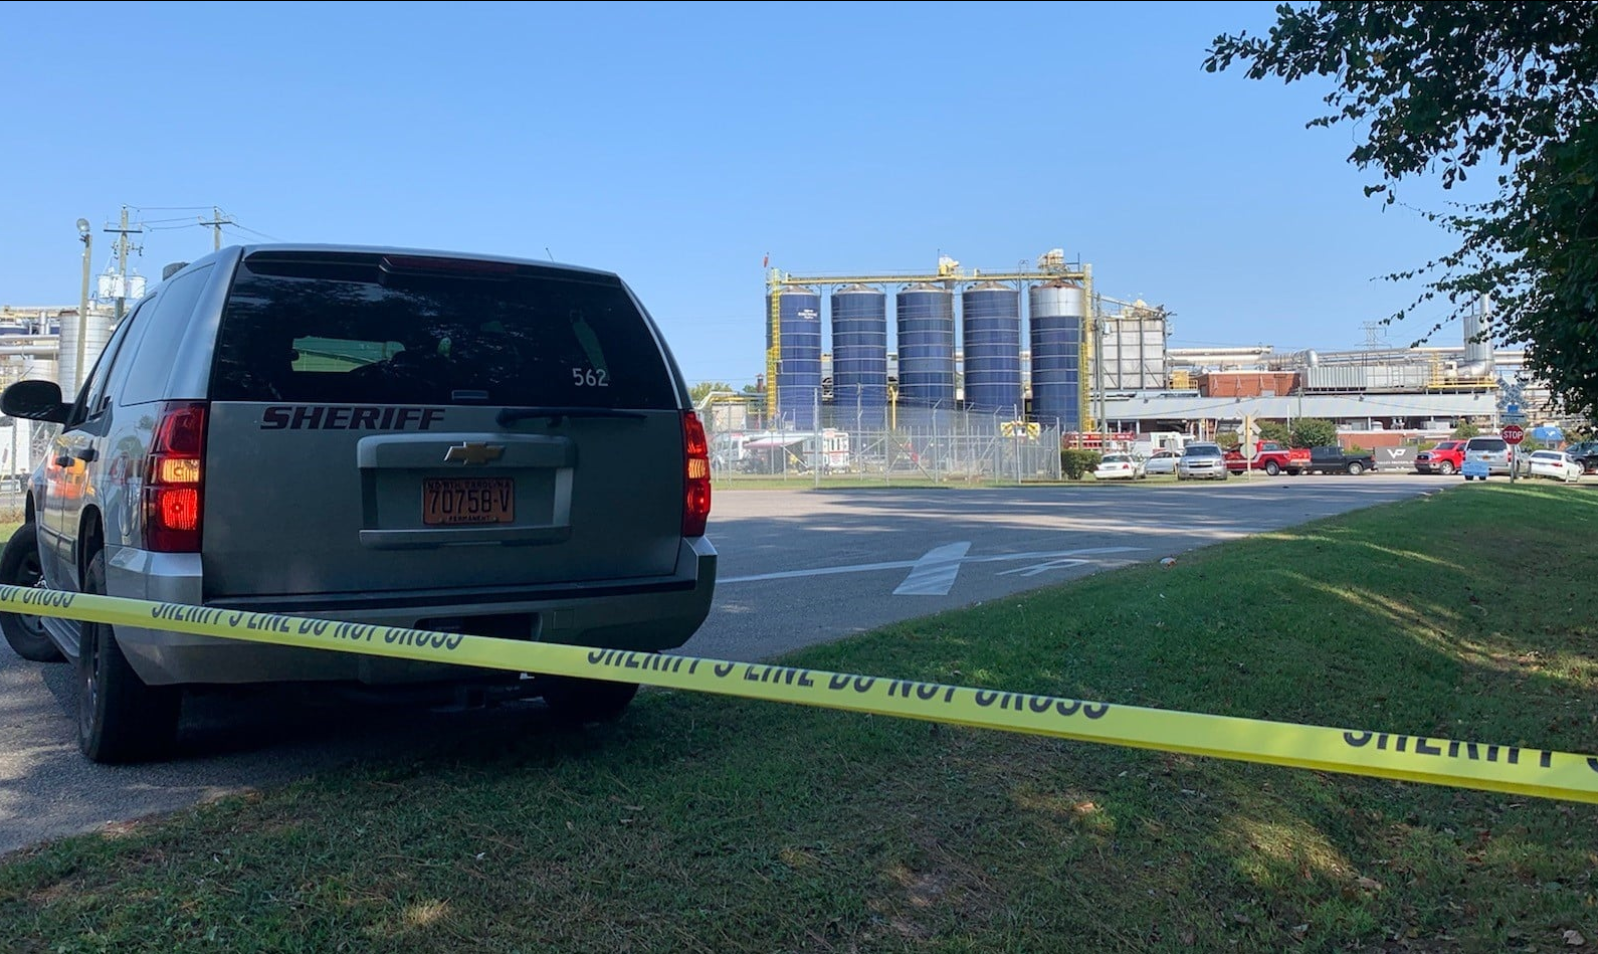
[{"x1": 4, "y1": 583, "x2": 1596, "y2": 804}]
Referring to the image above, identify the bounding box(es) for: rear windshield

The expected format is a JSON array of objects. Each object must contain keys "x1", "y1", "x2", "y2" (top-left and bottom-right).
[
  {"x1": 1469, "y1": 438, "x2": 1509, "y2": 452},
  {"x1": 210, "y1": 252, "x2": 678, "y2": 408}
]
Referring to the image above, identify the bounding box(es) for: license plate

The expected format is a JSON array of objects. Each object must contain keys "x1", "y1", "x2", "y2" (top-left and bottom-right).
[{"x1": 423, "y1": 477, "x2": 515, "y2": 526}]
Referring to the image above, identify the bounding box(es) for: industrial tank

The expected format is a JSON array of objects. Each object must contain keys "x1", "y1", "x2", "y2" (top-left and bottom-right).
[
  {"x1": 1099, "y1": 303, "x2": 1168, "y2": 392},
  {"x1": 1028, "y1": 281, "x2": 1085, "y2": 430},
  {"x1": 895, "y1": 283, "x2": 955, "y2": 410},
  {"x1": 960, "y1": 282, "x2": 1022, "y2": 414},
  {"x1": 774, "y1": 287, "x2": 822, "y2": 428},
  {"x1": 56, "y1": 309, "x2": 113, "y2": 399},
  {"x1": 830, "y1": 284, "x2": 888, "y2": 428},
  {"x1": 1459, "y1": 294, "x2": 1495, "y2": 378}
]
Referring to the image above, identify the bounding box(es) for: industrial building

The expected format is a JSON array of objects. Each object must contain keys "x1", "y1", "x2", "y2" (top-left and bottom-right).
[
  {"x1": 767, "y1": 251, "x2": 1095, "y2": 431},
  {"x1": 761, "y1": 252, "x2": 1563, "y2": 446}
]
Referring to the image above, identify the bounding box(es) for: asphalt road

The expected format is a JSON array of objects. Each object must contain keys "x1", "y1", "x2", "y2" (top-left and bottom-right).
[{"x1": 1, "y1": 473, "x2": 1441, "y2": 856}]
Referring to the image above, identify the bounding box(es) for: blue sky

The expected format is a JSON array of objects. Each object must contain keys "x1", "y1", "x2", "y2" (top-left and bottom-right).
[{"x1": 3, "y1": 1, "x2": 1484, "y2": 387}]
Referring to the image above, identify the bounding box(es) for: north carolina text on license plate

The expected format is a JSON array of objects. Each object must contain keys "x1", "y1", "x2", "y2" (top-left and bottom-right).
[{"x1": 423, "y1": 477, "x2": 515, "y2": 526}]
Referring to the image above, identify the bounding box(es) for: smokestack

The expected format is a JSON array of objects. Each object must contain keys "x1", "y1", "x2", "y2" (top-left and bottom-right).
[{"x1": 1459, "y1": 294, "x2": 1495, "y2": 377}]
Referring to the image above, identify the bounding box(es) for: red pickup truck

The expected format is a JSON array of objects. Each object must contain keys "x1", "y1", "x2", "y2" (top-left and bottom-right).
[
  {"x1": 1224, "y1": 441, "x2": 1312, "y2": 476},
  {"x1": 1414, "y1": 439, "x2": 1466, "y2": 476}
]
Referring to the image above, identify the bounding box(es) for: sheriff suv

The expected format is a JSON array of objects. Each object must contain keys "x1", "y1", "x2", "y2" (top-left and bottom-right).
[{"x1": 0, "y1": 246, "x2": 717, "y2": 763}]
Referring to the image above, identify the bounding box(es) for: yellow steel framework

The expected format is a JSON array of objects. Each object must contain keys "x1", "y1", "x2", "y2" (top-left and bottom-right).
[
  {"x1": 765, "y1": 288, "x2": 782, "y2": 423},
  {"x1": 1424, "y1": 355, "x2": 1500, "y2": 391},
  {"x1": 764, "y1": 263, "x2": 1096, "y2": 431}
]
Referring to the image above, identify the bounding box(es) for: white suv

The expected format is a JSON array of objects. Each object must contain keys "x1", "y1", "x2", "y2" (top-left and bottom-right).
[
  {"x1": 1177, "y1": 442, "x2": 1228, "y2": 481},
  {"x1": 1463, "y1": 436, "x2": 1512, "y2": 478}
]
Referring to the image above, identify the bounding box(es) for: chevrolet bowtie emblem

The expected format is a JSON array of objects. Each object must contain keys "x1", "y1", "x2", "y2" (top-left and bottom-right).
[{"x1": 443, "y1": 442, "x2": 505, "y2": 465}]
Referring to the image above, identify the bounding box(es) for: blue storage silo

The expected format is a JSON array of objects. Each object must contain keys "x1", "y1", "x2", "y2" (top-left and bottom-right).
[
  {"x1": 1029, "y1": 281, "x2": 1085, "y2": 431},
  {"x1": 775, "y1": 287, "x2": 822, "y2": 428},
  {"x1": 830, "y1": 284, "x2": 888, "y2": 429},
  {"x1": 895, "y1": 283, "x2": 955, "y2": 410},
  {"x1": 961, "y1": 282, "x2": 1022, "y2": 414}
]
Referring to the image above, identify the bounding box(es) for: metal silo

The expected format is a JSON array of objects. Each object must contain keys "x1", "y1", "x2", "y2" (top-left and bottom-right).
[
  {"x1": 895, "y1": 283, "x2": 955, "y2": 411},
  {"x1": 776, "y1": 287, "x2": 822, "y2": 429},
  {"x1": 830, "y1": 284, "x2": 888, "y2": 429},
  {"x1": 1029, "y1": 281, "x2": 1085, "y2": 430},
  {"x1": 960, "y1": 282, "x2": 1022, "y2": 414},
  {"x1": 57, "y1": 308, "x2": 114, "y2": 398}
]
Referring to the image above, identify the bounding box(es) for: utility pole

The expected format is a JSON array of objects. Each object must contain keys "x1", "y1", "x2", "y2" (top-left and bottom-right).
[
  {"x1": 103, "y1": 206, "x2": 144, "y2": 321},
  {"x1": 198, "y1": 206, "x2": 233, "y2": 251},
  {"x1": 75, "y1": 218, "x2": 92, "y2": 396}
]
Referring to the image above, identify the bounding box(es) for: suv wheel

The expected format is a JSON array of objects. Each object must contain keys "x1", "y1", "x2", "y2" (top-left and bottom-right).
[
  {"x1": 77, "y1": 551, "x2": 181, "y2": 763},
  {"x1": 0, "y1": 523, "x2": 65, "y2": 663},
  {"x1": 1438, "y1": 460, "x2": 1455, "y2": 476},
  {"x1": 541, "y1": 673, "x2": 641, "y2": 725}
]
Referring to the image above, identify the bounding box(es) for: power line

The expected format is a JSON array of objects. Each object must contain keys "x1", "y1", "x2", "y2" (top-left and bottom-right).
[{"x1": 223, "y1": 221, "x2": 281, "y2": 242}]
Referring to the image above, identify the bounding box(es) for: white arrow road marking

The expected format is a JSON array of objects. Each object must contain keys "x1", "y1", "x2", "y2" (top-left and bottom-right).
[
  {"x1": 996, "y1": 558, "x2": 1091, "y2": 578},
  {"x1": 720, "y1": 546, "x2": 1145, "y2": 591},
  {"x1": 892, "y1": 542, "x2": 973, "y2": 596}
]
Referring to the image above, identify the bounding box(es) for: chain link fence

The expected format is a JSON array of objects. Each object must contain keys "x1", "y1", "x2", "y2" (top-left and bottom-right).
[
  {"x1": 0, "y1": 418, "x2": 54, "y2": 522},
  {"x1": 702, "y1": 402, "x2": 1062, "y2": 485}
]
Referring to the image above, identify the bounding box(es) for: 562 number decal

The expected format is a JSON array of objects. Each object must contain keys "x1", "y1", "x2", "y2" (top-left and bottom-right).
[{"x1": 571, "y1": 368, "x2": 610, "y2": 387}]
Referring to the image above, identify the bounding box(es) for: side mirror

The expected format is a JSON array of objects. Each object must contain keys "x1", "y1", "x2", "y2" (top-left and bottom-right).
[{"x1": 1, "y1": 379, "x2": 71, "y2": 424}]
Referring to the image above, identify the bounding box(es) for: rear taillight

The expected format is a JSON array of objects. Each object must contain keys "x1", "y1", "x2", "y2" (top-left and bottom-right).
[
  {"x1": 144, "y1": 402, "x2": 208, "y2": 552},
  {"x1": 682, "y1": 411, "x2": 711, "y2": 537}
]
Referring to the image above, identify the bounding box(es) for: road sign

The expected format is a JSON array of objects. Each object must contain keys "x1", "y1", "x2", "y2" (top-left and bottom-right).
[{"x1": 1502, "y1": 424, "x2": 1526, "y2": 445}]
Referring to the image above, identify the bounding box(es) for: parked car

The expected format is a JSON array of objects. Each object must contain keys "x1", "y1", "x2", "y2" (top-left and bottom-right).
[
  {"x1": 1303, "y1": 446, "x2": 1376, "y2": 475},
  {"x1": 1462, "y1": 436, "x2": 1512, "y2": 479},
  {"x1": 1518, "y1": 449, "x2": 1584, "y2": 483},
  {"x1": 1564, "y1": 440, "x2": 1598, "y2": 475},
  {"x1": 1414, "y1": 439, "x2": 1467, "y2": 476},
  {"x1": 1142, "y1": 449, "x2": 1180, "y2": 476},
  {"x1": 1177, "y1": 442, "x2": 1228, "y2": 481},
  {"x1": 1093, "y1": 453, "x2": 1144, "y2": 480},
  {"x1": 0, "y1": 245, "x2": 717, "y2": 763},
  {"x1": 1223, "y1": 441, "x2": 1310, "y2": 476}
]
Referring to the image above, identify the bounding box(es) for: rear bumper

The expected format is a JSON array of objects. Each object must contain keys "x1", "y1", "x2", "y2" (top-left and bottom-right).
[{"x1": 106, "y1": 538, "x2": 717, "y2": 686}]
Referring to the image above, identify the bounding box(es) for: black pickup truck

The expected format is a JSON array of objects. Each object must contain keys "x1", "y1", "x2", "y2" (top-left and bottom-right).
[{"x1": 1304, "y1": 445, "x2": 1377, "y2": 475}]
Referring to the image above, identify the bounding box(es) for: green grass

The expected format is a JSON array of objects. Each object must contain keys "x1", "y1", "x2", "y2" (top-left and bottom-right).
[{"x1": 3, "y1": 483, "x2": 1597, "y2": 952}]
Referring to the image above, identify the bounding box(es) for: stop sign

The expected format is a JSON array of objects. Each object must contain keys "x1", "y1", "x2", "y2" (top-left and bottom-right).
[{"x1": 1502, "y1": 424, "x2": 1526, "y2": 445}]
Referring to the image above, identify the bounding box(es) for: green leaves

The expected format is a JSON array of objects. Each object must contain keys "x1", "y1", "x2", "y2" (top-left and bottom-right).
[{"x1": 1208, "y1": 2, "x2": 1598, "y2": 422}]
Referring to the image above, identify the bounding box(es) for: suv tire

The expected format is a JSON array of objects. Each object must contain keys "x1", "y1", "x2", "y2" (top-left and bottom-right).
[
  {"x1": 0, "y1": 523, "x2": 65, "y2": 663},
  {"x1": 78, "y1": 551, "x2": 181, "y2": 763},
  {"x1": 541, "y1": 674, "x2": 641, "y2": 725},
  {"x1": 1438, "y1": 460, "x2": 1455, "y2": 476}
]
